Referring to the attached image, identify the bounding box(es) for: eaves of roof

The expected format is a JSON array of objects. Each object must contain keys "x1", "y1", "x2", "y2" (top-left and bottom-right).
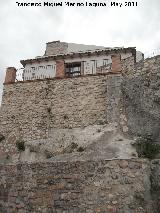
[{"x1": 20, "y1": 47, "x2": 136, "y2": 66}]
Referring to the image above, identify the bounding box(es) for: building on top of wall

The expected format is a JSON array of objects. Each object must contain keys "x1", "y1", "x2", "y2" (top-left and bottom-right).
[{"x1": 4, "y1": 41, "x2": 144, "y2": 84}]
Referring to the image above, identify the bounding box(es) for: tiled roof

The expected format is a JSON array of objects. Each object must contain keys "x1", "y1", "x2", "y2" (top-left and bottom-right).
[{"x1": 20, "y1": 47, "x2": 136, "y2": 66}]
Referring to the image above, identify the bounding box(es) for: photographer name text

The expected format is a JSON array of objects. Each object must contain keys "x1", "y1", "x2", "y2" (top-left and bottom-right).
[{"x1": 16, "y1": 1, "x2": 138, "y2": 8}]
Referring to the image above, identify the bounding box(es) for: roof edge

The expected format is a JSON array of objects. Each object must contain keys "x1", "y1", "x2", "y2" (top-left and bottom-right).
[{"x1": 20, "y1": 47, "x2": 136, "y2": 66}]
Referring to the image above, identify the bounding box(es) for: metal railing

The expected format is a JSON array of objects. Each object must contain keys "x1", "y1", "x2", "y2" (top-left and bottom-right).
[
  {"x1": 16, "y1": 68, "x2": 54, "y2": 82},
  {"x1": 16, "y1": 68, "x2": 24, "y2": 81}
]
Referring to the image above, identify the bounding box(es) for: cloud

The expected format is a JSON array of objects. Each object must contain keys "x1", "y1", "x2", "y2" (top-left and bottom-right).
[{"x1": 0, "y1": 0, "x2": 160, "y2": 102}]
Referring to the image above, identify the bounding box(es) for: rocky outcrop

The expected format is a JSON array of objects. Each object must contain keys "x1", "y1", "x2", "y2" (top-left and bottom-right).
[
  {"x1": 121, "y1": 56, "x2": 160, "y2": 142},
  {"x1": 20, "y1": 123, "x2": 137, "y2": 162}
]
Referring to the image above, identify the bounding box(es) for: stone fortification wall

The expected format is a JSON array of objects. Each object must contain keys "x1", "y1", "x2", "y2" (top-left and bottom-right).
[
  {"x1": 120, "y1": 55, "x2": 160, "y2": 140},
  {"x1": 0, "y1": 74, "x2": 122, "y2": 162},
  {"x1": 121, "y1": 56, "x2": 135, "y2": 76},
  {"x1": 135, "y1": 55, "x2": 160, "y2": 76},
  {"x1": 150, "y1": 159, "x2": 160, "y2": 212},
  {"x1": 0, "y1": 159, "x2": 152, "y2": 213}
]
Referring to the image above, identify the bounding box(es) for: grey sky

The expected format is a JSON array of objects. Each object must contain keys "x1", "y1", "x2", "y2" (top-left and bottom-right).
[{"x1": 0, "y1": 0, "x2": 160, "y2": 102}]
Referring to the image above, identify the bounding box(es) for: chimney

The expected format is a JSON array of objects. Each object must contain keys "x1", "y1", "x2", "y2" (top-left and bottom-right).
[
  {"x1": 4, "y1": 67, "x2": 17, "y2": 84},
  {"x1": 45, "y1": 41, "x2": 68, "y2": 56}
]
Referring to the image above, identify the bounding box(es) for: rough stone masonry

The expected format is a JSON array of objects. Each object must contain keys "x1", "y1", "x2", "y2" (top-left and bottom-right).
[
  {"x1": 0, "y1": 159, "x2": 153, "y2": 213},
  {"x1": 0, "y1": 73, "x2": 123, "y2": 162},
  {"x1": 1, "y1": 54, "x2": 160, "y2": 212}
]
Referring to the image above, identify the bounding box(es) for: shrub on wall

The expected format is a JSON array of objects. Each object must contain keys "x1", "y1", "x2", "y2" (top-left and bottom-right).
[
  {"x1": 133, "y1": 134, "x2": 160, "y2": 159},
  {"x1": 16, "y1": 140, "x2": 25, "y2": 152},
  {"x1": 0, "y1": 133, "x2": 5, "y2": 142}
]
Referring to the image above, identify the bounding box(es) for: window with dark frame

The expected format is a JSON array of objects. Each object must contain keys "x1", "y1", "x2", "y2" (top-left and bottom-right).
[
  {"x1": 65, "y1": 62, "x2": 81, "y2": 77},
  {"x1": 103, "y1": 59, "x2": 109, "y2": 66}
]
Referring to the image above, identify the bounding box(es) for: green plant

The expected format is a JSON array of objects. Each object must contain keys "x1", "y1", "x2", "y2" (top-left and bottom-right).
[
  {"x1": 71, "y1": 142, "x2": 78, "y2": 149},
  {"x1": 16, "y1": 140, "x2": 25, "y2": 152},
  {"x1": 44, "y1": 150, "x2": 54, "y2": 159},
  {"x1": 6, "y1": 154, "x2": 10, "y2": 160},
  {"x1": 77, "y1": 146, "x2": 85, "y2": 152},
  {"x1": 0, "y1": 134, "x2": 5, "y2": 143},
  {"x1": 47, "y1": 107, "x2": 51, "y2": 113},
  {"x1": 63, "y1": 115, "x2": 68, "y2": 120},
  {"x1": 133, "y1": 134, "x2": 160, "y2": 159},
  {"x1": 97, "y1": 129, "x2": 101, "y2": 133}
]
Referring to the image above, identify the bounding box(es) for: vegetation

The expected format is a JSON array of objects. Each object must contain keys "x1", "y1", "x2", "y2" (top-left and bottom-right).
[
  {"x1": 77, "y1": 146, "x2": 85, "y2": 152},
  {"x1": 16, "y1": 140, "x2": 25, "y2": 152},
  {"x1": 45, "y1": 150, "x2": 54, "y2": 159},
  {"x1": 70, "y1": 142, "x2": 78, "y2": 150},
  {"x1": 133, "y1": 134, "x2": 160, "y2": 159},
  {"x1": 0, "y1": 134, "x2": 5, "y2": 143}
]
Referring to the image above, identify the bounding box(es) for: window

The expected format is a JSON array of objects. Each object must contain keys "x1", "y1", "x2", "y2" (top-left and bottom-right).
[
  {"x1": 65, "y1": 62, "x2": 81, "y2": 77},
  {"x1": 103, "y1": 59, "x2": 109, "y2": 66}
]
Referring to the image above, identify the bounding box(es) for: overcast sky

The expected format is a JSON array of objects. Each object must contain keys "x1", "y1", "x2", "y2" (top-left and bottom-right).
[{"x1": 0, "y1": 0, "x2": 160, "y2": 102}]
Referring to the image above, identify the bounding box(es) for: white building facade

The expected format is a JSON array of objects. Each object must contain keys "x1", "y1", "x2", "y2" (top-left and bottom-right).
[{"x1": 19, "y1": 41, "x2": 143, "y2": 81}]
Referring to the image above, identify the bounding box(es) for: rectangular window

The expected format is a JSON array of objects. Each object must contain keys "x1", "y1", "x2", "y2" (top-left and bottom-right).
[
  {"x1": 65, "y1": 62, "x2": 81, "y2": 77},
  {"x1": 103, "y1": 59, "x2": 109, "y2": 66}
]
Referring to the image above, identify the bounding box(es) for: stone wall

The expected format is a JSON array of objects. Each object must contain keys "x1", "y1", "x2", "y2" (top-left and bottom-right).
[
  {"x1": 120, "y1": 55, "x2": 160, "y2": 140},
  {"x1": 135, "y1": 55, "x2": 160, "y2": 76},
  {"x1": 121, "y1": 56, "x2": 135, "y2": 76},
  {"x1": 150, "y1": 159, "x2": 160, "y2": 212},
  {"x1": 0, "y1": 74, "x2": 122, "y2": 162},
  {"x1": 0, "y1": 159, "x2": 152, "y2": 213}
]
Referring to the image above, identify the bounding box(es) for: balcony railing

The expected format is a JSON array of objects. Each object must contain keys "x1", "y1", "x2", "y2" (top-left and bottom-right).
[{"x1": 16, "y1": 68, "x2": 54, "y2": 82}]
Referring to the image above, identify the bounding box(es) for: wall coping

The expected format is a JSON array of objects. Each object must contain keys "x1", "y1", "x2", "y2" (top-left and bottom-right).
[{"x1": 3, "y1": 72, "x2": 122, "y2": 85}]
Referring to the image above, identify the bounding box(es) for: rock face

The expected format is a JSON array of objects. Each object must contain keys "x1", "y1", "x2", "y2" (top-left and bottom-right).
[
  {"x1": 19, "y1": 123, "x2": 137, "y2": 162},
  {"x1": 121, "y1": 56, "x2": 160, "y2": 142}
]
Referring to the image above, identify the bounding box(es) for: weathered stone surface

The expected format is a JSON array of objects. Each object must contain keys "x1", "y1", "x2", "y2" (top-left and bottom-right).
[
  {"x1": 1, "y1": 54, "x2": 160, "y2": 213},
  {"x1": 0, "y1": 74, "x2": 122, "y2": 162},
  {"x1": 0, "y1": 159, "x2": 152, "y2": 213},
  {"x1": 121, "y1": 56, "x2": 160, "y2": 141},
  {"x1": 18, "y1": 123, "x2": 137, "y2": 162}
]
